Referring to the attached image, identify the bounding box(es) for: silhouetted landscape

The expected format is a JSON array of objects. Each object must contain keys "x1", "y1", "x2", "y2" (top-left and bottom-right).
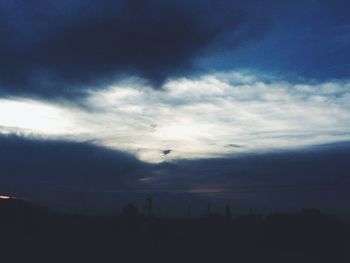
[
  {"x1": 1, "y1": 197, "x2": 349, "y2": 263},
  {"x1": 1, "y1": 1, "x2": 350, "y2": 262}
]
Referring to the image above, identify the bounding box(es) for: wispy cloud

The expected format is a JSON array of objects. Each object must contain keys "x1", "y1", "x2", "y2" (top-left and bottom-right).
[{"x1": 0, "y1": 71, "x2": 350, "y2": 162}]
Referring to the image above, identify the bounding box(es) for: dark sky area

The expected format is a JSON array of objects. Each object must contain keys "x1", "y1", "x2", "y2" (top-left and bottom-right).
[
  {"x1": 0, "y1": 0, "x2": 349, "y2": 98},
  {"x1": 0, "y1": 0, "x2": 349, "y2": 216}
]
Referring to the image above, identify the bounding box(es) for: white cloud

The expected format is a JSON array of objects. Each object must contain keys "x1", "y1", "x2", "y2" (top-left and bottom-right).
[
  {"x1": 0, "y1": 98, "x2": 74, "y2": 135},
  {"x1": 1, "y1": 72, "x2": 350, "y2": 163}
]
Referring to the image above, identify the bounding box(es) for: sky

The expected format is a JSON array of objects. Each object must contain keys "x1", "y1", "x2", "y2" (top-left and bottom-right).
[{"x1": 0, "y1": 0, "x2": 350, "y2": 215}]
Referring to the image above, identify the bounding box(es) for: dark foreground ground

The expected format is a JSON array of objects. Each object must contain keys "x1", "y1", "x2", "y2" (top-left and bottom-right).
[{"x1": 0, "y1": 199, "x2": 349, "y2": 263}]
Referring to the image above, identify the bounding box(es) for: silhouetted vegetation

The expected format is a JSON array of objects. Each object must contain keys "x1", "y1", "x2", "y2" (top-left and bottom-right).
[{"x1": 0, "y1": 198, "x2": 349, "y2": 263}]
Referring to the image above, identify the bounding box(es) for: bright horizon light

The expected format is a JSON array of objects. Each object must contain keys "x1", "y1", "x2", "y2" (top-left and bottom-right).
[{"x1": 0, "y1": 99, "x2": 74, "y2": 135}]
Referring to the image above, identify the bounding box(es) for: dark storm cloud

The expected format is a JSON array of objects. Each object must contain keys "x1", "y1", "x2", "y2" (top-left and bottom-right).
[
  {"x1": 156, "y1": 143, "x2": 350, "y2": 188},
  {"x1": 146, "y1": 143, "x2": 350, "y2": 212},
  {"x1": 0, "y1": 0, "x2": 273, "y2": 98},
  {"x1": 1, "y1": 134, "x2": 349, "y2": 214},
  {"x1": 2, "y1": 134, "x2": 348, "y2": 200},
  {"x1": 0, "y1": 135, "x2": 150, "y2": 196}
]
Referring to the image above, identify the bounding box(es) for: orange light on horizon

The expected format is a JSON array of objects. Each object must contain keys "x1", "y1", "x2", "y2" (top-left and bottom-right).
[{"x1": 0, "y1": 195, "x2": 11, "y2": 200}]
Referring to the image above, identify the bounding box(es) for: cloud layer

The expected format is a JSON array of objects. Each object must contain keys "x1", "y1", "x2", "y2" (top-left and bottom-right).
[
  {"x1": 0, "y1": 0, "x2": 349, "y2": 99},
  {"x1": 0, "y1": 134, "x2": 149, "y2": 194},
  {"x1": 0, "y1": 134, "x2": 349, "y2": 215},
  {"x1": 1, "y1": 1, "x2": 349, "y2": 215},
  {"x1": 0, "y1": 0, "x2": 275, "y2": 98},
  {"x1": 1, "y1": 71, "x2": 350, "y2": 162}
]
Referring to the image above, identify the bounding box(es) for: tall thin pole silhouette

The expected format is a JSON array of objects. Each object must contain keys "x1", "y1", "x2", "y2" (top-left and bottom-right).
[
  {"x1": 146, "y1": 195, "x2": 153, "y2": 218},
  {"x1": 207, "y1": 202, "x2": 211, "y2": 217}
]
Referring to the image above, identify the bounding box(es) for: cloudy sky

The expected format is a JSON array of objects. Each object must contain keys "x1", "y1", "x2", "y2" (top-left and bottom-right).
[{"x1": 0, "y1": 0, "x2": 350, "y2": 215}]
